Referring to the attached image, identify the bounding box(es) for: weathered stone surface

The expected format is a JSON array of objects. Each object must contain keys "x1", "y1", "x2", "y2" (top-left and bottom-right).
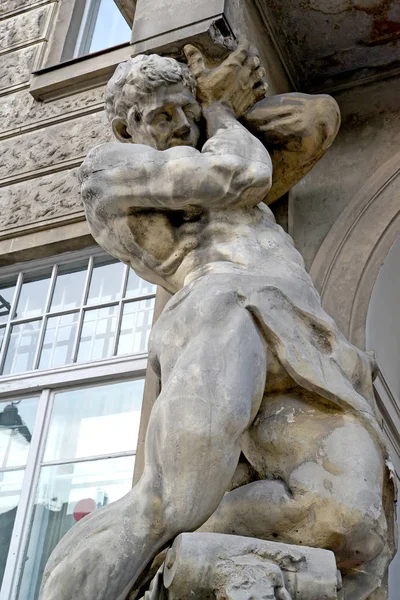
[
  {"x1": 0, "y1": 168, "x2": 82, "y2": 232},
  {"x1": 0, "y1": 4, "x2": 50, "y2": 52},
  {"x1": 0, "y1": 45, "x2": 38, "y2": 93},
  {"x1": 290, "y1": 74, "x2": 400, "y2": 271},
  {"x1": 161, "y1": 533, "x2": 339, "y2": 600},
  {"x1": 0, "y1": 87, "x2": 105, "y2": 134},
  {"x1": 40, "y1": 46, "x2": 396, "y2": 600},
  {"x1": 256, "y1": 0, "x2": 400, "y2": 91},
  {"x1": 0, "y1": 0, "x2": 49, "y2": 17},
  {"x1": 0, "y1": 112, "x2": 111, "y2": 181}
]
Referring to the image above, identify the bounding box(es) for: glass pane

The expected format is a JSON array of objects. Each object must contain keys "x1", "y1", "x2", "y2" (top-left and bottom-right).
[
  {"x1": 88, "y1": 0, "x2": 130, "y2": 55},
  {"x1": 50, "y1": 264, "x2": 87, "y2": 312},
  {"x1": 2, "y1": 320, "x2": 41, "y2": 375},
  {"x1": 44, "y1": 380, "x2": 144, "y2": 462},
  {"x1": 117, "y1": 298, "x2": 155, "y2": 356},
  {"x1": 0, "y1": 469, "x2": 24, "y2": 590},
  {"x1": 15, "y1": 275, "x2": 51, "y2": 320},
  {"x1": 0, "y1": 397, "x2": 38, "y2": 468},
  {"x1": 87, "y1": 260, "x2": 125, "y2": 305},
  {"x1": 17, "y1": 456, "x2": 134, "y2": 600},
  {"x1": 0, "y1": 281, "x2": 16, "y2": 324},
  {"x1": 125, "y1": 270, "x2": 156, "y2": 299},
  {"x1": 77, "y1": 305, "x2": 118, "y2": 363},
  {"x1": 39, "y1": 313, "x2": 79, "y2": 370}
]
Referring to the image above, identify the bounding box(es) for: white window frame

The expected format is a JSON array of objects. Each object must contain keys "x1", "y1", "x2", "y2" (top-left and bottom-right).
[
  {"x1": 0, "y1": 247, "x2": 155, "y2": 378},
  {"x1": 30, "y1": 0, "x2": 135, "y2": 101},
  {"x1": 0, "y1": 247, "x2": 152, "y2": 600}
]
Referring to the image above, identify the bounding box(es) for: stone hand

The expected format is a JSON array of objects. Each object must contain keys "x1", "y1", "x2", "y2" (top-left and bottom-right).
[{"x1": 184, "y1": 40, "x2": 268, "y2": 118}]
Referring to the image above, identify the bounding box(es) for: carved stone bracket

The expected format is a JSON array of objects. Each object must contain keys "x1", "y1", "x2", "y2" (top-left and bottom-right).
[{"x1": 131, "y1": 0, "x2": 236, "y2": 63}]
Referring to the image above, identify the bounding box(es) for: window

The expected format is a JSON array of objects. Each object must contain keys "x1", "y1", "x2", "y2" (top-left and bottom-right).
[
  {"x1": 0, "y1": 253, "x2": 155, "y2": 375},
  {"x1": 66, "y1": 0, "x2": 132, "y2": 61},
  {"x1": 0, "y1": 249, "x2": 156, "y2": 600},
  {"x1": 30, "y1": 0, "x2": 135, "y2": 101}
]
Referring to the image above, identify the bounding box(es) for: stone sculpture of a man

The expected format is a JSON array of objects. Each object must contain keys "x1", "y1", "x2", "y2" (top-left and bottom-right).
[{"x1": 40, "y1": 42, "x2": 396, "y2": 600}]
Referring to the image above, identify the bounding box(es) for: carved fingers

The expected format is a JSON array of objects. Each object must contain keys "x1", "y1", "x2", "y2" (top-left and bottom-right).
[
  {"x1": 183, "y1": 44, "x2": 206, "y2": 78},
  {"x1": 183, "y1": 40, "x2": 268, "y2": 117}
]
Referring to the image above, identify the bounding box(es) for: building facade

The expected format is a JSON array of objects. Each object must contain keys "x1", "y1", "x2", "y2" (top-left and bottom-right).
[{"x1": 0, "y1": 1, "x2": 399, "y2": 598}]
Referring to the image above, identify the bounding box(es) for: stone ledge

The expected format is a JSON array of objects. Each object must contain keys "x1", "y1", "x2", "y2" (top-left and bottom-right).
[
  {"x1": 29, "y1": 43, "x2": 133, "y2": 102},
  {"x1": 0, "y1": 219, "x2": 93, "y2": 265},
  {"x1": 0, "y1": 101, "x2": 103, "y2": 141}
]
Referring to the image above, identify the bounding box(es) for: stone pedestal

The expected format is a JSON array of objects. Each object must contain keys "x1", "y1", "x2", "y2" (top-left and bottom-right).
[{"x1": 142, "y1": 533, "x2": 341, "y2": 600}]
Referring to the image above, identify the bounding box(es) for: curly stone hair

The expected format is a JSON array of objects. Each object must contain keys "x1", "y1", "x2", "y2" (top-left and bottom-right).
[{"x1": 105, "y1": 54, "x2": 197, "y2": 123}]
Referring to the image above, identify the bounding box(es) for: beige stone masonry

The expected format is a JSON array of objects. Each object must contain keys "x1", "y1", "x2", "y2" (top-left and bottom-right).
[
  {"x1": 0, "y1": 0, "x2": 51, "y2": 18},
  {"x1": 0, "y1": 220, "x2": 94, "y2": 266},
  {"x1": 0, "y1": 168, "x2": 83, "y2": 233},
  {"x1": 0, "y1": 111, "x2": 110, "y2": 183},
  {"x1": 0, "y1": 87, "x2": 104, "y2": 140},
  {"x1": 0, "y1": 45, "x2": 40, "y2": 94},
  {"x1": 0, "y1": 3, "x2": 53, "y2": 54}
]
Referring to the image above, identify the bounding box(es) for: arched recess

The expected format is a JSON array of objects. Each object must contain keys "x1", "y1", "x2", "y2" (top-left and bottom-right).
[{"x1": 309, "y1": 150, "x2": 400, "y2": 351}]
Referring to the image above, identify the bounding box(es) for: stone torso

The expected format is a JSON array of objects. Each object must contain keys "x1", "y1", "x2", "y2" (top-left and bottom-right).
[{"x1": 128, "y1": 203, "x2": 314, "y2": 299}]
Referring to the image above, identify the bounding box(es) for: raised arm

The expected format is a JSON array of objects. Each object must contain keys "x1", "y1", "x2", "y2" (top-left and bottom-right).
[
  {"x1": 242, "y1": 93, "x2": 341, "y2": 204},
  {"x1": 80, "y1": 105, "x2": 272, "y2": 216}
]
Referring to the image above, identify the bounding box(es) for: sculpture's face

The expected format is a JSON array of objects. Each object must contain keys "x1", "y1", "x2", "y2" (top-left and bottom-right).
[{"x1": 127, "y1": 82, "x2": 201, "y2": 150}]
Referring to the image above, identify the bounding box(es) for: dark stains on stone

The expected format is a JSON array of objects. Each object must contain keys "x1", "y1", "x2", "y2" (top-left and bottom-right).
[{"x1": 353, "y1": 0, "x2": 400, "y2": 47}]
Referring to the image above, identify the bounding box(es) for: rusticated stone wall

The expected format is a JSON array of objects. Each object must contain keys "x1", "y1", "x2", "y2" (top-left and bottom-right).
[{"x1": 0, "y1": 0, "x2": 111, "y2": 258}]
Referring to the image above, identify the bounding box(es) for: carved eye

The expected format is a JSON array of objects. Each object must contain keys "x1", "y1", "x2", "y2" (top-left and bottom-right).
[{"x1": 154, "y1": 112, "x2": 170, "y2": 125}]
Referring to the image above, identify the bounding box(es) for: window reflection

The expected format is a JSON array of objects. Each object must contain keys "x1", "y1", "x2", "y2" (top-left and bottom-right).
[
  {"x1": 39, "y1": 313, "x2": 79, "y2": 370},
  {"x1": 74, "y1": 0, "x2": 131, "y2": 58},
  {"x1": 118, "y1": 298, "x2": 155, "y2": 356},
  {"x1": 0, "y1": 327, "x2": 4, "y2": 354},
  {"x1": 44, "y1": 380, "x2": 144, "y2": 462},
  {"x1": 87, "y1": 260, "x2": 125, "y2": 305},
  {"x1": 126, "y1": 270, "x2": 156, "y2": 298},
  {"x1": 17, "y1": 456, "x2": 134, "y2": 600},
  {"x1": 77, "y1": 305, "x2": 118, "y2": 362},
  {"x1": 0, "y1": 398, "x2": 38, "y2": 468},
  {"x1": 0, "y1": 254, "x2": 156, "y2": 375},
  {"x1": 51, "y1": 266, "x2": 87, "y2": 312},
  {"x1": 16, "y1": 276, "x2": 51, "y2": 320},
  {"x1": 3, "y1": 321, "x2": 41, "y2": 375}
]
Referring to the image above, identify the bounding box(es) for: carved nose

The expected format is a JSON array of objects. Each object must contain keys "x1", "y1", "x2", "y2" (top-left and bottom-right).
[
  {"x1": 174, "y1": 123, "x2": 190, "y2": 137},
  {"x1": 174, "y1": 109, "x2": 190, "y2": 137}
]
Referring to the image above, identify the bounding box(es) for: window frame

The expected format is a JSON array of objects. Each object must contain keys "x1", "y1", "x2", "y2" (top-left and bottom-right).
[
  {"x1": 29, "y1": 0, "x2": 136, "y2": 102},
  {"x1": 0, "y1": 247, "x2": 155, "y2": 599},
  {"x1": 0, "y1": 247, "x2": 155, "y2": 379},
  {"x1": 1, "y1": 375, "x2": 145, "y2": 599}
]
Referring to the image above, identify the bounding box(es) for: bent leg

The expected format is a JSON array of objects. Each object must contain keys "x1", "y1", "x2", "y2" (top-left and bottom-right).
[
  {"x1": 202, "y1": 390, "x2": 388, "y2": 569},
  {"x1": 139, "y1": 292, "x2": 268, "y2": 541},
  {"x1": 40, "y1": 287, "x2": 267, "y2": 600}
]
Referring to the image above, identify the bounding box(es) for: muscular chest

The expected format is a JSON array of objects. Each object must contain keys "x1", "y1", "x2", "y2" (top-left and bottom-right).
[{"x1": 126, "y1": 209, "x2": 204, "y2": 261}]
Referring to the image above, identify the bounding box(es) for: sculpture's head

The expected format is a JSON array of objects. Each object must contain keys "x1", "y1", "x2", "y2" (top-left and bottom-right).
[{"x1": 105, "y1": 54, "x2": 201, "y2": 150}]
